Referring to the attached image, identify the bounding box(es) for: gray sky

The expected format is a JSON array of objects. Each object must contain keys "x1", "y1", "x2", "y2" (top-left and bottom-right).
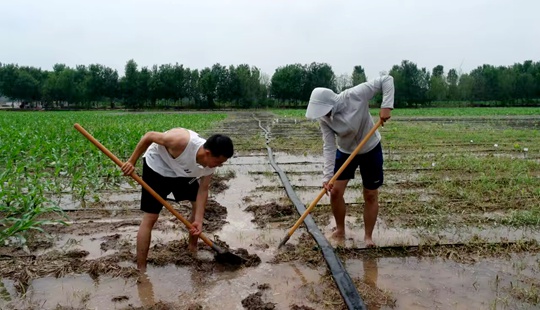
[{"x1": 1, "y1": 0, "x2": 539, "y2": 79}]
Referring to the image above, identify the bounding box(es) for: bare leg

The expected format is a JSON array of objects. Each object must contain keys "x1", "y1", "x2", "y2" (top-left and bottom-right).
[
  {"x1": 137, "y1": 212, "x2": 159, "y2": 272},
  {"x1": 363, "y1": 188, "x2": 379, "y2": 247},
  {"x1": 188, "y1": 201, "x2": 198, "y2": 253},
  {"x1": 330, "y1": 180, "x2": 349, "y2": 240}
]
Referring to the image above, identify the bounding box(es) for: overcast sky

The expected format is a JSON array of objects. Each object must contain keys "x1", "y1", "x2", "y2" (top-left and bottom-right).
[{"x1": 1, "y1": 0, "x2": 539, "y2": 79}]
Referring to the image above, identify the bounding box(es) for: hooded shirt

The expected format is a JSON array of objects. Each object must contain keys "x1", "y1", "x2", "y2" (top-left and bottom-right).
[{"x1": 305, "y1": 75, "x2": 395, "y2": 182}]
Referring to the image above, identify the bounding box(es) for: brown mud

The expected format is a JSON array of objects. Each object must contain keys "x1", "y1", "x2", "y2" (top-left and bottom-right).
[
  {"x1": 209, "y1": 170, "x2": 235, "y2": 194},
  {"x1": 41, "y1": 199, "x2": 228, "y2": 236},
  {"x1": 121, "y1": 301, "x2": 202, "y2": 310},
  {"x1": 241, "y1": 283, "x2": 276, "y2": 310},
  {"x1": 270, "y1": 233, "x2": 324, "y2": 267},
  {"x1": 244, "y1": 202, "x2": 296, "y2": 228},
  {"x1": 0, "y1": 248, "x2": 138, "y2": 293}
]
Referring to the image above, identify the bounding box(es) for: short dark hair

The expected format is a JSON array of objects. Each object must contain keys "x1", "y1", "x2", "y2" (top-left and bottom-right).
[{"x1": 204, "y1": 134, "x2": 234, "y2": 158}]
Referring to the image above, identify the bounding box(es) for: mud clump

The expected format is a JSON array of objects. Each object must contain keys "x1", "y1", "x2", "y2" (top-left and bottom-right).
[
  {"x1": 26, "y1": 237, "x2": 54, "y2": 251},
  {"x1": 230, "y1": 248, "x2": 261, "y2": 268},
  {"x1": 241, "y1": 291, "x2": 276, "y2": 310},
  {"x1": 167, "y1": 199, "x2": 228, "y2": 233},
  {"x1": 213, "y1": 236, "x2": 262, "y2": 268},
  {"x1": 99, "y1": 233, "x2": 122, "y2": 251},
  {"x1": 201, "y1": 199, "x2": 228, "y2": 232},
  {"x1": 147, "y1": 239, "x2": 261, "y2": 269},
  {"x1": 290, "y1": 306, "x2": 315, "y2": 310},
  {"x1": 245, "y1": 202, "x2": 295, "y2": 228},
  {"x1": 270, "y1": 233, "x2": 323, "y2": 267},
  {"x1": 122, "y1": 301, "x2": 181, "y2": 310},
  {"x1": 256, "y1": 283, "x2": 270, "y2": 290},
  {"x1": 112, "y1": 295, "x2": 129, "y2": 302},
  {"x1": 210, "y1": 170, "x2": 236, "y2": 194},
  {"x1": 147, "y1": 240, "x2": 199, "y2": 267}
]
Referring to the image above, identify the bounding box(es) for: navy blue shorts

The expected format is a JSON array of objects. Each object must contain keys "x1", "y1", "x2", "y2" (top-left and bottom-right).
[
  {"x1": 140, "y1": 159, "x2": 199, "y2": 214},
  {"x1": 334, "y1": 142, "x2": 384, "y2": 190}
]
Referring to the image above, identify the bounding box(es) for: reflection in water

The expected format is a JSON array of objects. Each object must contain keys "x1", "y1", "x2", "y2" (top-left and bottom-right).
[
  {"x1": 363, "y1": 257, "x2": 378, "y2": 287},
  {"x1": 137, "y1": 273, "x2": 156, "y2": 307},
  {"x1": 363, "y1": 257, "x2": 381, "y2": 310}
]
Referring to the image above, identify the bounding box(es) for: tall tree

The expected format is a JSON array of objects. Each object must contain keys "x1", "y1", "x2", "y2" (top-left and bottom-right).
[
  {"x1": 121, "y1": 59, "x2": 140, "y2": 108},
  {"x1": 447, "y1": 69, "x2": 459, "y2": 100},
  {"x1": 352, "y1": 65, "x2": 367, "y2": 85}
]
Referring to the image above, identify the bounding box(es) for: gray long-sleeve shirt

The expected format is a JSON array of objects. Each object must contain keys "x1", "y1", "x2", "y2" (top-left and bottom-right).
[{"x1": 316, "y1": 75, "x2": 395, "y2": 182}]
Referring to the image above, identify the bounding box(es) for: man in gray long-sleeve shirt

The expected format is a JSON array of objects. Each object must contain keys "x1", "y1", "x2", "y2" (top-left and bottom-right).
[{"x1": 305, "y1": 74, "x2": 394, "y2": 247}]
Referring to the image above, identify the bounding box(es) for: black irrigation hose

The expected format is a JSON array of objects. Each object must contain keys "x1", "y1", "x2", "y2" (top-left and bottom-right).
[{"x1": 254, "y1": 116, "x2": 366, "y2": 310}]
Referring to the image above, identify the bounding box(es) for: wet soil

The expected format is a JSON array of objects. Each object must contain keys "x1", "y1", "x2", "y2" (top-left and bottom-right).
[
  {"x1": 41, "y1": 198, "x2": 228, "y2": 236},
  {"x1": 0, "y1": 248, "x2": 139, "y2": 293},
  {"x1": 336, "y1": 239, "x2": 540, "y2": 263},
  {"x1": 270, "y1": 233, "x2": 324, "y2": 267},
  {"x1": 244, "y1": 202, "x2": 296, "y2": 228},
  {"x1": 122, "y1": 301, "x2": 202, "y2": 310},
  {"x1": 290, "y1": 305, "x2": 316, "y2": 310},
  {"x1": 241, "y1": 283, "x2": 276, "y2": 310},
  {"x1": 209, "y1": 170, "x2": 235, "y2": 194},
  {"x1": 97, "y1": 233, "x2": 128, "y2": 252}
]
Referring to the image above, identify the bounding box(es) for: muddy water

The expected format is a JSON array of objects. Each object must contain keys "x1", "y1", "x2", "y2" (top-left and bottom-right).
[
  {"x1": 345, "y1": 253, "x2": 540, "y2": 309},
  {"x1": 1, "y1": 154, "x2": 321, "y2": 310}
]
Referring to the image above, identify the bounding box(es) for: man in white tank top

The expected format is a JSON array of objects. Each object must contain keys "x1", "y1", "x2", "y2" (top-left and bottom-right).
[{"x1": 120, "y1": 128, "x2": 234, "y2": 272}]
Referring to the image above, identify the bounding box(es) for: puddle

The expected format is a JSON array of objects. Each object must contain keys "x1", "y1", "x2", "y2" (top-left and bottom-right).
[
  {"x1": 344, "y1": 254, "x2": 540, "y2": 309},
  {"x1": 321, "y1": 215, "x2": 420, "y2": 249}
]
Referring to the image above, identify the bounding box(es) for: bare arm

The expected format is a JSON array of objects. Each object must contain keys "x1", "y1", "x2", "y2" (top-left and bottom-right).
[
  {"x1": 189, "y1": 174, "x2": 212, "y2": 236},
  {"x1": 121, "y1": 128, "x2": 187, "y2": 175}
]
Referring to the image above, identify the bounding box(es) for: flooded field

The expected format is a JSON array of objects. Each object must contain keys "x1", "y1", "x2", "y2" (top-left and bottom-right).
[{"x1": 1, "y1": 111, "x2": 540, "y2": 309}]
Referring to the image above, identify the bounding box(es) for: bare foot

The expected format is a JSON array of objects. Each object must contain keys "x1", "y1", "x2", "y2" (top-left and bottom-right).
[
  {"x1": 364, "y1": 237, "x2": 376, "y2": 248},
  {"x1": 331, "y1": 230, "x2": 345, "y2": 241},
  {"x1": 188, "y1": 234, "x2": 198, "y2": 253}
]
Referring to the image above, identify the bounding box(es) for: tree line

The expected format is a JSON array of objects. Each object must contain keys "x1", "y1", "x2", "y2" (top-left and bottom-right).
[{"x1": 0, "y1": 59, "x2": 539, "y2": 109}]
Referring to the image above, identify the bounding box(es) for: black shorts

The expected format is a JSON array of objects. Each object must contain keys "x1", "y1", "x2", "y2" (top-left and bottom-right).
[
  {"x1": 140, "y1": 159, "x2": 200, "y2": 214},
  {"x1": 334, "y1": 142, "x2": 384, "y2": 190}
]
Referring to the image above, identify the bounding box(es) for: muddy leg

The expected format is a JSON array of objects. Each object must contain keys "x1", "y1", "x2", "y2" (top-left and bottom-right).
[
  {"x1": 363, "y1": 188, "x2": 379, "y2": 247},
  {"x1": 330, "y1": 180, "x2": 349, "y2": 240},
  {"x1": 137, "y1": 212, "x2": 159, "y2": 272}
]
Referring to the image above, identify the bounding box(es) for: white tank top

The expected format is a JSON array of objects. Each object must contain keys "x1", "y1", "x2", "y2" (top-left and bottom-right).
[{"x1": 143, "y1": 129, "x2": 215, "y2": 178}]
